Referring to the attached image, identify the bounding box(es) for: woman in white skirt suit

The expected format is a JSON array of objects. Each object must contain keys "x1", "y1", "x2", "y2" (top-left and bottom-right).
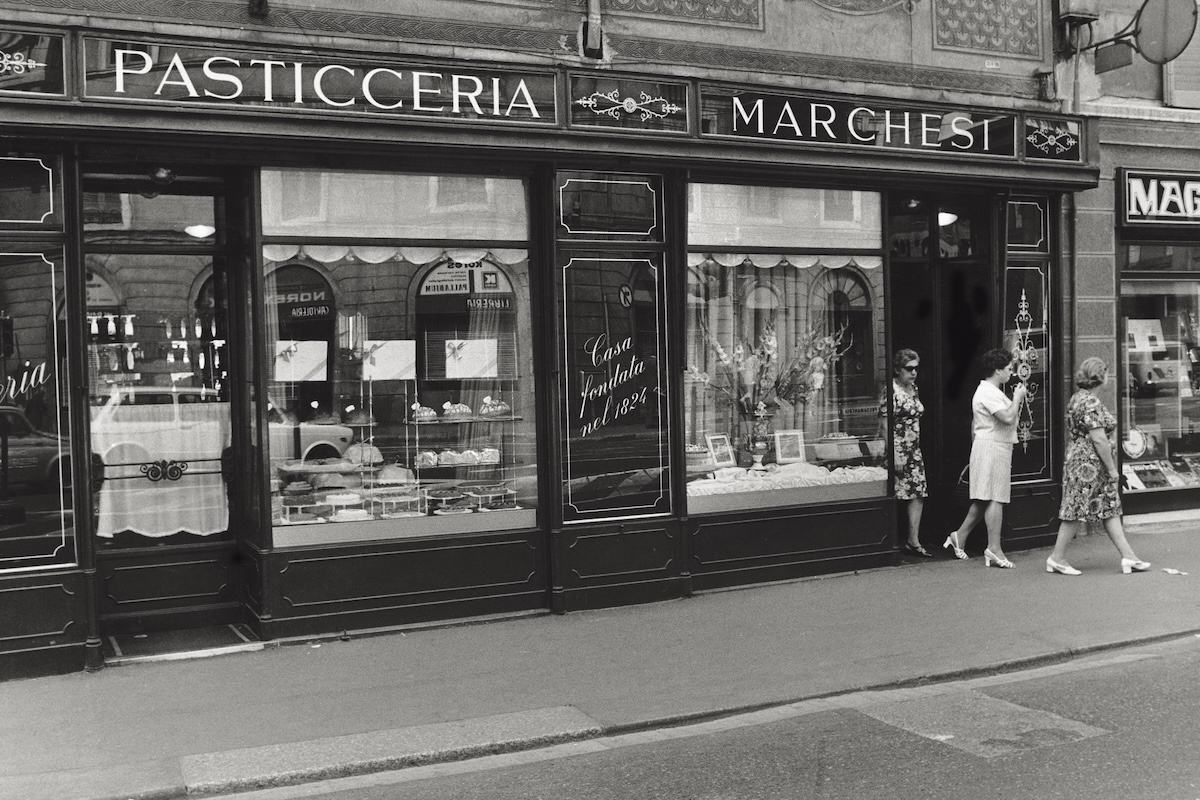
[{"x1": 944, "y1": 348, "x2": 1027, "y2": 568}]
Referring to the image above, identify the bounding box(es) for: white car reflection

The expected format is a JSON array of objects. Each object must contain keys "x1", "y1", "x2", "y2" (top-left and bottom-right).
[{"x1": 89, "y1": 387, "x2": 352, "y2": 466}]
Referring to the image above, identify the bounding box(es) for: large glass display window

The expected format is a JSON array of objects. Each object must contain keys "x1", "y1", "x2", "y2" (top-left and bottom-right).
[
  {"x1": 261, "y1": 170, "x2": 537, "y2": 545},
  {"x1": 1118, "y1": 244, "x2": 1200, "y2": 492},
  {"x1": 0, "y1": 244, "x2": 75, "y2": 569},
  {"x1": 684, "y1": 183, "x2": 888, "y2": 512}
]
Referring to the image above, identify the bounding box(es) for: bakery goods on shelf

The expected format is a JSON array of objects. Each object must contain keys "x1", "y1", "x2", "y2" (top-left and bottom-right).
[
  {"x1": 324, "y1": 492, "x2": 362, "y2": 506},
  {"x1": 437, "y1": 449, "x2": 461, "y2": 466},
  {"x1": 459, "y1": 449, "x2": 481, "y2": 465},
  {"x1": 414, "y1": 450, "x2": 439, "y2": 469},
  {"x1": 345, "y1": 443, "x2": 384, "y2": 466},
  {"x1": 479, "y1": 395, "x2": 511, "y2": 418},
  {"x1": 442, "y1": 401, "x2": 473, "y2": 420},
  {"x1": 375, "y1": 464, "x2": 414, "y2": 484},
  {"x1": 479, "y1": 447, "x2": 501, "y2": 464},
  {"x1": 411, "y1": 402, "x2": 438, "y2": 422}
]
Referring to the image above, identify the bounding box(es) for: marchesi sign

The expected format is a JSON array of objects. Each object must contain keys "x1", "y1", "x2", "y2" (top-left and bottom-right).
[
  {"x1": 1121, "y1": 169, "x2": 1200, "y2": 226},
  {"x1": 82, "y1": 38, "x2": 557, "y2": 124},
  {"x1": 702, "y1": 91, "x2": 1019, "y2": 157}
]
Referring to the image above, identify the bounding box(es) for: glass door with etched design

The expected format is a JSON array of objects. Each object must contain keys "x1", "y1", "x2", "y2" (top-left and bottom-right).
[{"x1": 83, "y1": 170, "x2": 234, "y2": 547}]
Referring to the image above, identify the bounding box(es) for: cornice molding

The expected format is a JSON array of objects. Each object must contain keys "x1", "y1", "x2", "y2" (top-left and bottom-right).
[{"x1": 1, "y1": 0, "x2": 1038, "y2": 99}]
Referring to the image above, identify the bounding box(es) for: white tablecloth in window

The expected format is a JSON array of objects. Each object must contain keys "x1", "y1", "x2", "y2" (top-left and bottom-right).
[{"x1": 93, "y1": 406, "x2": 231, "y2": 538}]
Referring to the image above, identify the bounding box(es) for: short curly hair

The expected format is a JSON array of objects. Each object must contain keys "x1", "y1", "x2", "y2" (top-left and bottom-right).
[
  {"x1": 980, "y1": 348, "x2": 1014, "y2": 375},
  {"x1": 1075, "y1": 357, "x2": 1107, "y2": 389},
  {"x1": 892, "y1": 348, "x2": 919, "y2": 376}
]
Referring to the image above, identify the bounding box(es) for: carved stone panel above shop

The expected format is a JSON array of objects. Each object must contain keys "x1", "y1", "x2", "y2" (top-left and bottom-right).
[{"x1": 933, "y1": 0, "x2": 1042, "y2": 59}]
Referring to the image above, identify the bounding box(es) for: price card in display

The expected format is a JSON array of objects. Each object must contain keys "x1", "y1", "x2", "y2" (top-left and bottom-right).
[
  {"x1": 444, "y1": 338, "x2": 498, "y2": 379},
  {"x1": 362, "y1": 340, "x2": 416, "y2": 380},
  {"x1": 274, "y1": 340, "x2": 328, "y2": 382}
]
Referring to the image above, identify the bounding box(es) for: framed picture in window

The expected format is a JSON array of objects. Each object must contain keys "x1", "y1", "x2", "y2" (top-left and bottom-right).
[
  {"x1": 706, "y1": 434, "x2": 736, "y2": 467},
  {"x1": 774, "y1": 429, "x2": 806, "y2": 463}
]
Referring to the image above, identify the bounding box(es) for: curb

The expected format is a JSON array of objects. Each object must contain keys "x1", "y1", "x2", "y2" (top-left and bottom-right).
[{"x1": 142, "y1": 627, "x2": 1200, "y2": 800}]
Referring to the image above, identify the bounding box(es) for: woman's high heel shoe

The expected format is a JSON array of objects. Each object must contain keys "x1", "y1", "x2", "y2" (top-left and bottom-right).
[
  {"x1": 1121, "y1": 558, "x2": 1151, "y2": 574},
  {"x1": 943, "y1": 532, "x2": 968, "y2": 560},
  {"x1": 1046, "y1": 557, "x2": 1082, "y2": 576},
  {"x1": 984, "y1": 548, "x2": 1014, "y2": 568}
]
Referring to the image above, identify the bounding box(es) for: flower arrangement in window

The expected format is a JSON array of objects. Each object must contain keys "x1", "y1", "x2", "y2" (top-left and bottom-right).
[{"x1": 686, "y1": 320, "x2": 849, "y2": 420}]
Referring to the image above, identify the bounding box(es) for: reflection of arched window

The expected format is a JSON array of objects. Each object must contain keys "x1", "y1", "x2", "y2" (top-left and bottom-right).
[
  {"x1": 265, "y1": 264, "x2": 336, "y2": 420},
  {"x1": 741, "y1": 279, "x2": 782, "y2": 345},
  {"x1": 813, "y1": 270, "x2": 873, "y2": 401},
  {"x1": 415, "y1": 257, "x2": 518, "y2": 383}
]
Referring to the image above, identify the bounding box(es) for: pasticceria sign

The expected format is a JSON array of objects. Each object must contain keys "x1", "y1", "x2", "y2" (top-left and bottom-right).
[{"x1": 82, "y1": 38, "x2": 557, "y2": 124}]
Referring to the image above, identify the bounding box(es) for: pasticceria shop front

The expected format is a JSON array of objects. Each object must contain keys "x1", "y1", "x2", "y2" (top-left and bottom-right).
[{"x1": 0, "y1": 28, "x2": 1096, "y2": 677}]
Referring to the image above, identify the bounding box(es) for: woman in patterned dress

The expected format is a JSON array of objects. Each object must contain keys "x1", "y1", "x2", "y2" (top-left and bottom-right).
[
  {"x1": 1046, "y1": 357, "x2": 1150, "y2": 576},
  {"x1": 891, "y1": 349, "x2": 931, "y2": 557}
]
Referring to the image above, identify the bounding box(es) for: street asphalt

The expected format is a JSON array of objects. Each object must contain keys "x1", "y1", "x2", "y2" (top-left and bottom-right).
[{"x1": 1, "y1": 512, "x2": 1197, "y2": 800}]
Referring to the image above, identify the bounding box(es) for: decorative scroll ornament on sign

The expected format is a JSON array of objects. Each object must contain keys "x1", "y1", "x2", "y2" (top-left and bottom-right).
[
  {"x1": 574, "y1": 90, "x2": 683, "y2": 121},
  {"x1": 1026, "y1": 123, "x2": 1078, "y2": 156},
  {"x1": 1011, "y1": 289, "x2": 1039, "y2": 452},
  {"x1": 803, "y1": 0, "x2": 919, "y2": 14},
  {"x1": 0, "y1": 51, "x2": 42, "y2": 75}
]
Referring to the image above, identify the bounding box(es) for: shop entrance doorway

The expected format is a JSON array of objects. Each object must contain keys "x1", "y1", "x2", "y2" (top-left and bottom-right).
[
  {"x1": 888, "y1": 194, "x2": 995, "y2": 538},
  {"x1": 83, "y1": 165, "x2": 250, "y2": 638}
]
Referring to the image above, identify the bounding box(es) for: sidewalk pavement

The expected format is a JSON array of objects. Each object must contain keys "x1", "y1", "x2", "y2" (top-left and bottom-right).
[{"x1": 2, "y1": 515, "x2": 1198, "y2": 800}]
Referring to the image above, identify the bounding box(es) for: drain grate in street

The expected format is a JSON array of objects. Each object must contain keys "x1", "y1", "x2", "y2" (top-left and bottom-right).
[{"x1": 856, "y1": 690, "x2": 1109, "y2": 758}]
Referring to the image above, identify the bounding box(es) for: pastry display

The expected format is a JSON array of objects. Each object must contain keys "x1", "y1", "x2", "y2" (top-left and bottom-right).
[
  {"x1": 433, "y1": 500, "x2": 475, "y2": 515},
  {"x1": 442, "y1": 401, "x2": 473, "y2": 420},
  {"x1": 332, "y1": 508, "x2": 373, "y2": 522},
  {"x1": 280, "y1": 512, "x2": 320, "y2": 524},
  {"x1": 479, "y1": 395, "x2": 511, "y2": 417},
  {"x1": 479, "y1": 499, "x2": 519, "y2": 511},
  {"x1": 479, "y1": 447, "x2": 501, "y2": 464},
  {"x1": 344, "y1": 409, "x2": 375, "y2": 425},
  {"x1": 425, "y1": 488, "x2": 464, "y2": 501},
  {"x1": 437, "y1": 450, "x2": 461, "y2": 466},
  {"x1": 411, "y1": 402, "x2": 438, "y2": 422},
  {"x1": 459, "y1": 449, "x2": 481, "y2": 465},
  {"x1": 282, "y1": 480, "x2": 313, "y2": 495},
  {"x1": 324, "y1": 492, "x2": 362, "y2": 506},
  {"x1": 282, "y1": 493, "x2": 316, "y2": 507},
  {"x1": 310, "y1": 471, "x2": 361, "y2": 490},
  {"x1": 375, "y1": 464, "x2": 414, "y2": 484},
  {"x1": 415, "y1": 450, "x2": 439, "y2": 468},
  {"x1": 345, "y1": 443, "x2": 385, "y2": 466},
  {"x1": 685, "y1": 443, "x2": 710, "y2": 468}
]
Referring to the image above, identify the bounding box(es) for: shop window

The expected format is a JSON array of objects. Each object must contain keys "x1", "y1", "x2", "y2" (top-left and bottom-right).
[
  {"x1": 260, "y1": 170, "x2": 536, "y2": 544},
  {"x1": 262, "y1": 169, "x2": 526, "y2": 240},
  {"x1": 0, "y1": 246, "x2": 76, "y2": 569},
  {"x1": 684, "y1": 183, "x2": 887, "y2": 513},
  {"x1": 429, "y1": 176, "x2": 492, "y2": 213},
  {"x1": 1119, "y1": 274, "x2": 1200, "y2": 491}
]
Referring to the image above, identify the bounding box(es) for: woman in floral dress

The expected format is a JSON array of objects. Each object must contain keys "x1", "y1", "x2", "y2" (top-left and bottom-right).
[
  {"x1": 1046, "y1": 357, "x2": 1150, "y2": 576},
  {"x1": 890, "y1": 349, "x2": 931, "y2": 557}
]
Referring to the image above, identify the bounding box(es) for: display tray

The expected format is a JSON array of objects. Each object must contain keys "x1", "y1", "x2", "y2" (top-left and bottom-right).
[
  {"x1": 280, "y1": 458, "x2": 357, "y2": 473},
  {"x1": 424, "y1": 488, "x2": 465, "y2": 501},
  {"x1": 411, "y1": 415, "x2": 521, "y2": 424},
  {"x1": 433, "y1": 506, "x2": 475, "y2": 515},
  {"x1": 479, "y1": 504, "x2": 521, "y2": 512},
  {"x1": 380, "y1": 511, "x2": 427, "y2": 519}
]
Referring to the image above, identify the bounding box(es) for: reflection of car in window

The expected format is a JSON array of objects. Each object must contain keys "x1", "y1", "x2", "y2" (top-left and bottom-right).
[
  {"x1": 89, "y1": 387, "x2": 352, "y2": 465},
  {"x1": 0, "y1": 405, "x2": 68, "y2": 490}
]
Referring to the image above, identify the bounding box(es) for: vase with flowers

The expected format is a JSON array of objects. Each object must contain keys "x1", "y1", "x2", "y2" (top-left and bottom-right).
[{"x1": 687, "y1": 318, "x2": 848, "y2": 465}]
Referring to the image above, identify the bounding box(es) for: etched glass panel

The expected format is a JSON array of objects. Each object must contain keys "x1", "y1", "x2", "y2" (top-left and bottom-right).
[{"x1": 0, "y1": 246, "x2": 75, "y2": 570}]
